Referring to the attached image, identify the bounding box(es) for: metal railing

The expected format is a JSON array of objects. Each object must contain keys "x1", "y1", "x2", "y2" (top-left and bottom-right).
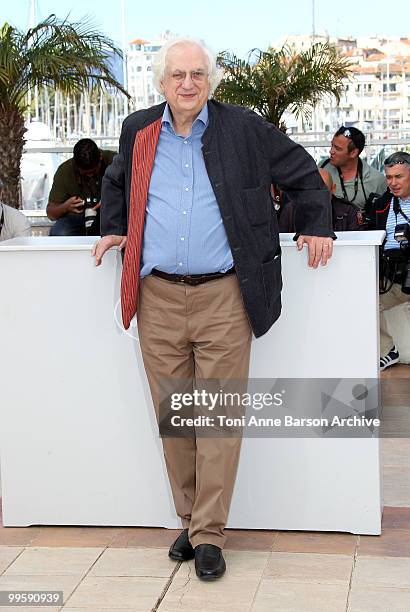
[{"x1": 18, "y1": 136, "x2": 410, "y2": 212}]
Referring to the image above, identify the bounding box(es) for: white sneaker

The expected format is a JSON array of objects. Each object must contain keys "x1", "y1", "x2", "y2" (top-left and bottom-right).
[{"x1": 380, "y1": 346, "x2": 400, "y2": 371}]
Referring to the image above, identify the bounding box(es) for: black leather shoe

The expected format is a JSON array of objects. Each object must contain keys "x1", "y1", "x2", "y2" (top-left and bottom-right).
[
  {"x1": 168, "y1": 528, "x2": 195, "y2": 561},
  {"x1": 194, "y1": 544, "x2": 226, "y2": 580}
]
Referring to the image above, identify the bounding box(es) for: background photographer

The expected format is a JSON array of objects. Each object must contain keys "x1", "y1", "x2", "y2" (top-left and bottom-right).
[
  {"x1": 368, "y1": 151, "x2": 410, "y2": 371},
  {"x1": 322, "y1": 126, "x2": 386, "y2": 227},
  {"x1": 47, "y1": 139, "x2": 116, "y2": 236}
]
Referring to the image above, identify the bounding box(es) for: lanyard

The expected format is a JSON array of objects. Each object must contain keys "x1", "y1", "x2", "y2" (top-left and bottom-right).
[
  {"x1": 393, "y1": 197, "x2": 410, "y2": 224},
  {"x1": 336, "y1": 159, "x2": 367, "y2": 204}
]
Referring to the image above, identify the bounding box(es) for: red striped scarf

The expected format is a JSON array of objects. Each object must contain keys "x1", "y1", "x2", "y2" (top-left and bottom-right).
[{"x1": 121, "y1": 118, "x2": 162, "y2": 329}]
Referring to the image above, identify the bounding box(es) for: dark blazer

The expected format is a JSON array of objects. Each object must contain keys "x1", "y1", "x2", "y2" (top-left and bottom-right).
[{"x1": 101, "y1": 100, "x2": 333, "y2": 338}]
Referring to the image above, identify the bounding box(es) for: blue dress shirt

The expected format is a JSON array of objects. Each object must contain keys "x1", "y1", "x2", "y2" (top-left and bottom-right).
[
  {"x1": 385, "y1": 195, "x2": 410, "y2": 250},
  {"x1": 140, "y1": 103, "x2": 233, "y2": 277}
]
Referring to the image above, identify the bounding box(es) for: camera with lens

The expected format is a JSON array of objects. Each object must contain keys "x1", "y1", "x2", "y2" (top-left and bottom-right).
[
  {"x1": 395, "y1": 225, "x2": 410, "y2": 294},
  {"x1": 384, "y1": 196, "x2": 410, "y2": 294},
  {"x1": 392, "y1": 221, "x2": 410, "y2": 295},
  {"x1": 84, "y1": 196, "x2": 99, "y2": 233},
  {"x1": 380, "y1": 199, "x2": 410, "y2": 295},
  {"x1": 394, "y1": 223, "x2": 410, "y2": 243}
]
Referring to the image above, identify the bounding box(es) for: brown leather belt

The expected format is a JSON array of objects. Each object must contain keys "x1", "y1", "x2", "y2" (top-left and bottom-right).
[{"x1": 151, "y1": 266, "x2": 235, "y2": 286}]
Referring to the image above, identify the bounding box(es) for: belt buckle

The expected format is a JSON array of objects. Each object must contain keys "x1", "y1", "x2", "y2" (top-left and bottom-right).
[{"x1": 185, "y1": 275, "x2": 201, "y2": 286}]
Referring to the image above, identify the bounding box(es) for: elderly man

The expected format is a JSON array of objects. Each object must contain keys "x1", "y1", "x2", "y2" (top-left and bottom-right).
[
  {"x1": 93, "y1": 38, "x2": 334, "y2": 580},
  {"x1": 367, "y1": 151, "x2": 410, "y2": 370},
  {"x1": 323, "y1": 126, "x2": 386, "y2": 211},
  {"x1": 0, "y1": 177, "x2": 31, "y2": 241}
]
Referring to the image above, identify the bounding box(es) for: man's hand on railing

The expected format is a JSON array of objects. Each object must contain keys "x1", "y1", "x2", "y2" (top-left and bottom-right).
[
  {"x1": 92, "y1": 235, "x2": 127, "y2": 266},
  {"x1": 296, "y1": 235, "x2": 334, "y2": 268}
]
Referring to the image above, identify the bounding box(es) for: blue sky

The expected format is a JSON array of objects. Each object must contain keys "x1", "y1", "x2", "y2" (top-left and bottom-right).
[{"x1": 4, "y1": 0, "x2": 410, "y2": 57}]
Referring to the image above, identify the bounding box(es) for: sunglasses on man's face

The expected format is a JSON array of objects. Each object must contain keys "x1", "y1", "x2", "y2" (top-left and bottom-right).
[{"x1": 338, "y1": 127, "x2": 352, "y2": 138}]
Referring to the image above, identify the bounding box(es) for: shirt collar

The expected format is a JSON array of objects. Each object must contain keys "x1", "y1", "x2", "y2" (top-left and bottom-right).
[
  {"x1": 360, "y1": 159, "x2": 370, "y2": 178},
  {"x1": 162, "y1": 103, "x2": 208, "y2": 134}
]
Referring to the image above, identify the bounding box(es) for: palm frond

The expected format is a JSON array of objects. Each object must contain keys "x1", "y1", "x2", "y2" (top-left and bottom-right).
[
  {"x1": 0, "y1": 14, "x2": 129, "y2": 110},
  {"x1": 216, "y1": 43, "x2": 352, "y2": 128}
]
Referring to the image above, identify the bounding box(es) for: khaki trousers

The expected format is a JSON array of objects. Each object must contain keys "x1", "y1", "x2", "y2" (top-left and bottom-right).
[
  {"x1": 380, "y1": 283, "x2": 410, "y2": 357},
  {"x1": 137, "y1": 273, "x2": 252, "y2": 548}
]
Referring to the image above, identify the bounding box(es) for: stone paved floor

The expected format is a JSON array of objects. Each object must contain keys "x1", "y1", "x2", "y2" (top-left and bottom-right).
[{"x1": 0, "y1": 365, "x2": 409, "y2": 611}]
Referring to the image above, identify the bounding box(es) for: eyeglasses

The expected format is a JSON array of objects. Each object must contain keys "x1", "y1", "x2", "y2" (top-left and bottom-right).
[
  {"x1": 334, "y1": 125, "x2": 365, "y2": 152},
  {"x1": 168, "y1": 70, "x2": 208, "y2": 83},
  {"x1": 336, "y1": 126, "x2": 352, "y2": 138},
  {"x1": 384, "y1": 152, "x2": 410, "y2": 167}
]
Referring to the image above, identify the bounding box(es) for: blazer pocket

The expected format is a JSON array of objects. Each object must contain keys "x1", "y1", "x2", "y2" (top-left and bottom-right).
[
  {"x1": 262, "y1": 251, "x2": 282, "y2": 309},
  {"x1": 241, "y1": 183, "x2": 271, "y2": 226}
]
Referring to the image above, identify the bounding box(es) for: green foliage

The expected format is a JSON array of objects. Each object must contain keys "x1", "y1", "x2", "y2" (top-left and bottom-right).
[
  {"x1": 0, "y1": 14, "x2": 130, "y2": 207},
  {"x1": 215, "y1": 43, "x2": 352, "y2": 129},
  {"x1": 0, "y1": 14, "x2": 129, "y2": 111}
]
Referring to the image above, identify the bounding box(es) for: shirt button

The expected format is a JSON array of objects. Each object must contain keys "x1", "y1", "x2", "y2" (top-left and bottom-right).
[
  {"x1": 180, "y1": 237, "x2": 185, "y2": 241},
  {"x1": 184, "y1": 141, "x2": 188, "y2": 145},
  {"x1": 185, "y1": 187, "x2": 189, "y2": 191},
  {"x1": 183, "y1": 211, "x2": 187, "y2": 215},
  {"x1": 179, "y1": 262, "x2": 183, "y2": 266},
  {"x1": 185, "y1": 164, "x2": 189, "y2": 168}
]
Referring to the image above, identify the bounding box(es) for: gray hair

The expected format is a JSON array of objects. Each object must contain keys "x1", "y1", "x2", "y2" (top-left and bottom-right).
[
  {"x1": 384, "y1": 151, "x2": 410, "y2": 167},
  {"x1": 152, "y1": 37, "x2": 223, "y2": 97},
  {"x1": 0, "y1": 177, "x2": 4, "y2": 191}
]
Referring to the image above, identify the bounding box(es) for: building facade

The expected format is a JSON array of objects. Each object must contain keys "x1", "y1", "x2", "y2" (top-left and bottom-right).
[
  {"x1": 273, "y1": 34, "x2": 410, "y2": 135},
  {"x1": 126, "y1": 35, "x2": 169, "y2": 110}
]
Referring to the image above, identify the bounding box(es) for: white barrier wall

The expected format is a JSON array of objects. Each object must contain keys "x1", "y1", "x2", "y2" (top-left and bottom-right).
[{"x1": 0, "y1": 232, "x2": 385, "y2": 533}]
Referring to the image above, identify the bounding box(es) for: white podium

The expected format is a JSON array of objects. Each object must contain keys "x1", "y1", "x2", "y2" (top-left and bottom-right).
[{"x1": 0, "y1": 232, "x2": 385, "y2": 533}]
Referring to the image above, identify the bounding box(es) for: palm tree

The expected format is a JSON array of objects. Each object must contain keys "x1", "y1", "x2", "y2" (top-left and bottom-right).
[
  {"x1": 0, "y1": 14, "x2": 129, "y2": 208},
  {"x1": 216, "y1": 43, "x2": 352, "y2": 130}
]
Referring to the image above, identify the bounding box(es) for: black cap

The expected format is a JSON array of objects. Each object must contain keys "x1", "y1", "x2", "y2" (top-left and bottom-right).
[{"x1": 334, "y1": 126, "x2": 365, "y2": 154}]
